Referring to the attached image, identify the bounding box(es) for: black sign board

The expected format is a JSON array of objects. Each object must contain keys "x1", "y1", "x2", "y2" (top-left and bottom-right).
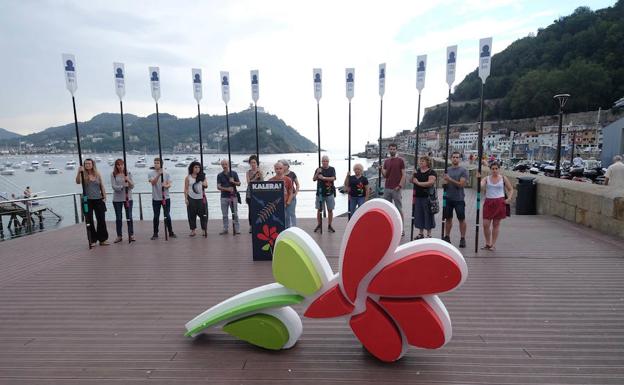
[{"x1": 250, "y1": 181, "x2": 285, "y2": 261}]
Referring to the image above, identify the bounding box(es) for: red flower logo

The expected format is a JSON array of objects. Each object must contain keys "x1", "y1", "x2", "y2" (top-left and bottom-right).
[
  {"x1": 303, "y1": 200, "x2": 467, "y2": 362},
  {"x1": 257, "y1": 224, "x2": 279, "y2": 251}
]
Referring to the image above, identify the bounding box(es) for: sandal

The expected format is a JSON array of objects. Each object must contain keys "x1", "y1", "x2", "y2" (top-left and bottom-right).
[
  {"x1": 480, "y1": 244, "x2": 491, "y2": 250},
  {"x1": 113, "y1": 237, "x2": 123, "y2": 243},
  {"x1": 415, "y1": 234, "x2": 424, "y2": 239}
]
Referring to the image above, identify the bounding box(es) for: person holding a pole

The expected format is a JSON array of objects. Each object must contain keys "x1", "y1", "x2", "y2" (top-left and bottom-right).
[
  {"x1": 313, "y1": 155, "x2": 336, "y2": 233},
  {"x1": 184, "y1": 161, "x2": 208, "y2": 237},
  {"x1": 343, "y1": 163, "x2": 369, "y2": 217},
  {"x1": 382, "y1": 143, "x2": 406, "y2": 235},
  {"x1": 245, "y1": 154, "x2": 263, "y2": 232},
  {"x1": 412, "y1": 155, "x2": 437, "y2": 239},
  {"x1": 149, "y1": 157, "x2": 176, "y2": 240},
  {"x1": 441, "y1": 151, "x2": 468, "y2": 248},
  {"x1": 75, "y1": 158, "x2": 109, "y2": 246},
  {"x1": 111, "y1": 159, "x2": 135, "y2": 243},
  {"x1": 217, "y1": 159, "x2": 241, "y2": 235}
]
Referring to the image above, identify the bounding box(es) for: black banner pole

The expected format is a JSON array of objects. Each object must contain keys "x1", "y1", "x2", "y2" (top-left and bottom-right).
[
  {"x1": 254, "y1": 102, "x2": 259, "y2": 162},
  {"x1": 347, "y1": 100, "x2": 352, "y2": 219},
  {"x1": 155, "y1": 102, "x2": 168, "y2": 241},
  {"x1": 197, "y1": 103, "x2": 208, "y2": 237},
  {"x1": 475, "y1": 82, "x2": 485, "y2": 253},
  {"x1": 119, "y1": 100, "x2": 131, "y2": 243},
  {"x1": 316, "y1": 101, "x2": 323, "y2": 233},
  {"x1": 441, "y1": 88, "x2": 451, "y2": 239},
  {"x1": 410, "y1": 92, "x2": 422, "y2": 241},
  {"x1": 72, "y1": 96, "x2": 93, "y2": 249},
  {"x1": 225, "y1": 104, "x2": 235, "y2": 235},
  {"x1": 377, "y1": 98, "x2": 383, "y2": 196}
]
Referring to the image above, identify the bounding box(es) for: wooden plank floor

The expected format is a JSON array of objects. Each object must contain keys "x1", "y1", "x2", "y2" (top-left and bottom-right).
[{"x1": 1, "y1": 189, "x2": 624, "y2": 384}]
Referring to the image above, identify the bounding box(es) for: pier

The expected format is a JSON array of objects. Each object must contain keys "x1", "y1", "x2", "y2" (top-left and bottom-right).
[{"x1": 1, "y1": 187, "x2": 624, "y2": 384}]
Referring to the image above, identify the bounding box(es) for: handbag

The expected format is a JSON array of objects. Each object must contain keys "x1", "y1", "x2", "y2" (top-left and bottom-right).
[
  {"x1": 428, "y1": 186, "x2": 439, "y2": 214},
  {"x1": 504, "y1": 191, "x2": 511, "y2": 217},
  {"x1": 236, "y1": 191, "x2": 242, "y2": 204}
]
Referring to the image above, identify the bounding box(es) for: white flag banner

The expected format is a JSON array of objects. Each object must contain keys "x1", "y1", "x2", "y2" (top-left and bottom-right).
[
  {"x1": 149, "y1": 66, "x2": 160, "y2": 102},
  {"x1": 62, "y1": 53, "x2": 77, "y2": 95},
  {"x1": 113, "y1": 62, "x2": 125, "y2": 99},
  {"x1": 446, "y1": 45, "x2": 457, "y2": 87},
  {"x1": 250, "y1": 70, "x2": 259, "y2": 103},
  {"x1": 313, "y1": 68, "x2": 322, "y2": 101},
  {"x1": 378, "y1": 63, "x2": 386, "y2": 97},
  {"x1": 220, "y1": 71, "x2": 230, "y2": 104},
  {"x1": 416, "y1": 55, "x2": 427, "y2": 92},
  {"x1": 192, "y1": 68, "x2": 202, "y2": 102},
  {"x1": 346, "y1": 68, "x2": 354, "y2": 100},
  {"x1": 478, "y1": 37, "x2": 493, "y2": 83}
]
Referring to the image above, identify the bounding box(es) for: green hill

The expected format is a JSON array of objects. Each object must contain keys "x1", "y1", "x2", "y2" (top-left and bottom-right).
[
  {"x1": 421, "y1": 1, "x2": 624, "y2": 128},
  {"x1": 0, "y1": 109, "x2": 317, "y2": 154}
]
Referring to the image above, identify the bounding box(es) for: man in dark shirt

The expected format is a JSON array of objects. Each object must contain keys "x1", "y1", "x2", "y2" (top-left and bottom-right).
[
  {"x1": 217, "y1": 159, "x2": 241, "y2": 235},
  {"x1": 313, "y1": 155, "x2": 336, "y2": 233},
  {"x1": 382, "y1": 143, "x2": 406, "y2": 234}
]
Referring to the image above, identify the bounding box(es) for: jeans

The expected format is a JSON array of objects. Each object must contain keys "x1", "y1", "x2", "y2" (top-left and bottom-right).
[
  {"x1": 87, "y1": 199, "x2": 108, "y2": 243},
  {"x1": 220, "y1": 197, "x2": 239, "y2": 231},
  {"x1": 348, "y1": 196, "x2": 366, "y2": 217},
  {"x1": 187, "y1": 197, "x2": 207, "y2": 231},
  {"x1": 113, "y1": 200, "x2": 134, "y2": 237},
  {"x1": 152, "y1": 199, "x2": 173, "y2": 235},
  {"x1": 285, "y1": 196, "x2": 297, "y2": 228}
]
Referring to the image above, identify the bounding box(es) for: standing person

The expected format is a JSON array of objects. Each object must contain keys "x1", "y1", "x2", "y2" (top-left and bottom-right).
[
  {"x1": 480, "y1": 161, "x2": 513, "y2": 251},
  {"x1": 382, "y1": 143, "x2": 406, "y2": 234},
  {"x1": 246, "y1": 154, "x2": 263, "y2": 233},
  {"x1": 442, "y1": 151, "x2": 468, "y2": 248},
  {"x1": 217, "y1": 159, "x2": 241, "y2": 235},
  {"x1": 148, "y1": 157, "x2": 176, "y2": 240},
  {"x1": 313, "y1": 155, "x2": 336, "y2": 233},
  {"x1": 412, "y1": 155, "x2": 437, "y2": 239},
  {"x1": 605, "y1": 155, "x2": 624, "y2": 188},
  {"x1": 270, "y1": 161, "x2": 294, "y2": 226},
  {"x1": 344, "y1": 163, "x2": 369, "y2": 217},
  {"x1": 111, "y1": 159, "x2": 135, "y2": 243},
  {"x1": 75, "y1": 158, "x2": 109, "y2": 246},
  {"x1": 280, "y1": 159, "x2": 299, "y2": 228},
  {"x1": 184, "y1": 161, "x2": 208, "y2": 237}
]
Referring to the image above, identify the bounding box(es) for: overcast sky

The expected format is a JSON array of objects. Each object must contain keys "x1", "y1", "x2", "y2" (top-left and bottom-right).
[{"x1": 0, "y1": 0, "x2": 615, "y2": 153}]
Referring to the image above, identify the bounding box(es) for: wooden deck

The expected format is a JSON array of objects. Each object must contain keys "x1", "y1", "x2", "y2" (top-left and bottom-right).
[{"x1": 1, "y1": 191, "x2": 624, "y2": 384}]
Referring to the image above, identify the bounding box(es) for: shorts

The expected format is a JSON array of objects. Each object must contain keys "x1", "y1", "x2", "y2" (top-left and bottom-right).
[
  {"x1": 483, "y1": 197, "x2": 506, "y2": 220},
  {"x1": 383, "y1": 188, "x2": 403, "y2": 213},
  {"x1": 443, "y1": 199, "x2": 465, "y2": 220},
  {"x1": 316, "y1": 195, "x2": 335, "y2": 210}
]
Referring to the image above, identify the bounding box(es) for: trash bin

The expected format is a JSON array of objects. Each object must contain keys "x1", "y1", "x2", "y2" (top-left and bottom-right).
[{"x1": 515, "y1": 176, "x2": 536, "y2": 215}]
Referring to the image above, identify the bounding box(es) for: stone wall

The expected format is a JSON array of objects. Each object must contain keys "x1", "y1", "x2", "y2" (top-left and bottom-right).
[{"x1": 505, "y1": 171, "x2": 624, "y2": 238}]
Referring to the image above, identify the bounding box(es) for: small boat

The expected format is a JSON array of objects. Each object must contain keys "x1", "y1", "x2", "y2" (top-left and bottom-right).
[
  {"x1": 45, "y1": 168, "x2": 60, "y2": 174},
  {"x1": 4, "y1": 162, "x2": 12, "y2": 167},
  {"x1": 185, "y1": 156, "x2": 196, "y2": 161},
  {"x1": 25, "y1": 166, "x2": 36, "y2": 172},
  {"x1": 31, "y1": 160, "x2": 40, "y2": 168},
  {"x1": 287, "y1": 159, "x2": 303, "y2": 165},
  {"x1": 175, "y1": 162, "x2": 187, "y2": 167},
  {"x1": 42, "y1": 160, "x2": 51, "y2": 166},
  {"x1": 135, "y1": 160, "x2": 147, "y2": 168},
  {"x1": 12, "y1": 164, "x2": 21, "y2": 169},
  {"x1": 95, "y1": 157, "x2": 102, "y2": 163},
  {"x1": 0, "y1": 169, "x2": 15, "y2": 176},
  {"x1": 65, "y1": 160, "x2": 76, "y2": 170},
  {"x1": 107, "y1": 157, "x2": 115, "y2": 166},
  {"x1": 344, "y1": 157, "x2": 354, "y2": 161},
  {"x1": 170, "y1": 157, "x2": 179, "y2": 162}
]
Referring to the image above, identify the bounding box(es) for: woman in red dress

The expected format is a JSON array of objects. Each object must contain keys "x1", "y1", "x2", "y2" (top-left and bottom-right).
[{"x1": 480, "y1": 162, "x2": 513, "y2": 250}]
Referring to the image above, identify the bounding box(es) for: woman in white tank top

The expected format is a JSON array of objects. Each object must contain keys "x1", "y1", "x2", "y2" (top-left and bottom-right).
[{"x1": 480, "y1": 162, "x2": 513, "y2": 251}]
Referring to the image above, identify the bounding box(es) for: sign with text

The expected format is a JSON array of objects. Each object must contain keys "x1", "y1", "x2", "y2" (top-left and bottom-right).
[
  {"x1": 478, "y1": 37, "x2": 493, "y2": 83},
  {"x1": 250, "y1": 181, "x2": 285, "y2": 261},
  {"x1": 113, "y1": 62, "x2": 125, "y2": 99},
  {"x1": 345, "y1": 68, "x2": 354, "y2": 100},
  {"x1": 251, "y1": 70, "x2": 259, "y2": 102},
  {"x1": 220, "y1": 71, "x2": 230, "y2": 104},
  {"x1": 192, "y1": 68, "x2": 202, "y2": 102},
  {"x1": 446, "y1": 45, "x2": 457, "y2": 87},
  {"x1": 313, "y1": 68, "x2": 322, "y2": 101},
  {"x1": 149, "y1": 66, "x2": 160, "y2": 101},
  {"x1": 62, "y1": 53, "x2": 77, "y2": 95},
  {"x1": 416, "y1": 55, "x2": 427, "y2": 92}
]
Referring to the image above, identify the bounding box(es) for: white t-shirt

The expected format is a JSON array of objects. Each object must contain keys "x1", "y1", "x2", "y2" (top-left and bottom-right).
[{"x1": 605, "y1": 161, "x2": 624, "y2": 189}]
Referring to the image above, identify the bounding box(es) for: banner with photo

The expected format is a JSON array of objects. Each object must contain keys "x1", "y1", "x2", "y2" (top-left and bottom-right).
[
  {"x1": 192, "y1": 68, "x2": 202, "y2": 102},
  {"x1": 62, "y1": 53, "x2": 77, "y2": 95},
  {"x1": 113, "y1": 62, "x2": 125, "y2": 99},
  {"x1": 250, "y1": 181, "x2": 285, "y2": 261},
  {"x1": 346, "y1": 68, "x2": 354, "y2": 100},
  {"x1": 479, "y1": 37, "x2": 493, "y2": 83},
  {"x1": 149, "y1": 66, "x2": 160, "y2": 101},
  {"x1": 446, "y1": 45, "x2": 457, "y2": 87},
  {"x1": 416, "y1": 55, "x2": 427, "y2": 92},
  {"x1": 251, "y1": 70, "x2": 259, "y2": 102}
]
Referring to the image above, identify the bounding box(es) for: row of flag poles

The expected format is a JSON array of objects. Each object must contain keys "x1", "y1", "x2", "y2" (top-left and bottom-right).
[{"x1": 61, "y1": 36, "x2": 493, "y2": 249}]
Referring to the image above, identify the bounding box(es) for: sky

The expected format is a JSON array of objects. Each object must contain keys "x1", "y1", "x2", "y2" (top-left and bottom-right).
[{"x1": 0, "y1": 0, "x2": 616, "y2": 153}]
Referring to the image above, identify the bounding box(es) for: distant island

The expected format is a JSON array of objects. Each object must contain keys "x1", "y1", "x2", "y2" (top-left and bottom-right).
[{"x1": 0, "y1": 106, "x2": 318, "y2": 154}]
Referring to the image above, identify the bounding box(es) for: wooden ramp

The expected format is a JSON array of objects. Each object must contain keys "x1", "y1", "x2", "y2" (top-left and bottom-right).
[{"x1": 1, "y1": 194, "x2": 624, "y2": 384}]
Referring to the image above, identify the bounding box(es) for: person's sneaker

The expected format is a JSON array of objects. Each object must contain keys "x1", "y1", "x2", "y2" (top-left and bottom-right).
[
  {"x1": 169, "y1": 233, "x2": 177, "y2": 239},
  {"x1": 314, "y1": 225, "x2": 321, "y2": 233},
  {"x1": 219, "y1": 229, "x2": 228, "y2": 235},
  {"x1": 327, "y1": 225, "x2": 336, "y2": 233},
  {"x1": 415, "y1": 234, "x2": 424, "y2": 240},
  {"x1": 248, "y1": 228, "x2": 252, "y2": 233},
  {"x1": 442, "y1": 235, "x2": 451, "y2": 243},
  {"x1": 234, "y1": 230, "x2": 241, "y2": 235},
  {"x1": 113, "y1": 236, "x2": 123, "y2": 243},
  {"x1": 150, "y1": 234, "x2": 158, "y2": 240},
  {"x1": 459, "y1": 238, "x2": 466, "y2": 248}
]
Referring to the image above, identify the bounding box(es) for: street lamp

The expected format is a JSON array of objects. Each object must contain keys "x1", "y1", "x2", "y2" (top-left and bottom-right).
[{"x1": 553, "y1": 93, "x2": 570, "y2": 178}]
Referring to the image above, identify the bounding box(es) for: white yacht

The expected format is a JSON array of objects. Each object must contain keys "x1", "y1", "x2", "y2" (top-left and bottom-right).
[
  {"x1": 65, "y1": 160, "x2": 76, "y2": 170},
  {"x1": 45, "y1": 168, "x2": 60, "y2": 174}
]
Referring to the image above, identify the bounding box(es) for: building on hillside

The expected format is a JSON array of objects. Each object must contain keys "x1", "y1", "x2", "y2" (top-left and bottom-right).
[{"x1": 601, "y1": 117, "x2": 624, "y2": 166}]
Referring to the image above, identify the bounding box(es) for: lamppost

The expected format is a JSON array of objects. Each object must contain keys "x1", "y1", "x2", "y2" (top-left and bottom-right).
[
  {"x1": 509, "y1": 130, "x2": 515, "y2": 160},
  {"x1": 553, "y1": 93, "x2": 570, "y2": 178}
]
